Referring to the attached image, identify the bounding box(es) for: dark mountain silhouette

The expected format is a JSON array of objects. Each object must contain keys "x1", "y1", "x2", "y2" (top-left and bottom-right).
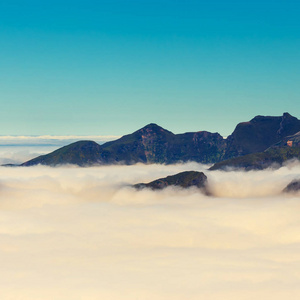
[
  {"x1": 210, "y1": 146, "x2": 300, "y2": 171},
  {"x1": 18, "y1": 113, "x2": 300, "y2": 168},
  {"x1": 210, "y1": 129, "x2": 300, "y2": 171},
  {"x1": 21, "y1": 123, "x2": 226, "y2": 166},
  {"x1": 271, "y1": 131, "x2": 300, "y2": 148},
  {"x1": 21, "y1": 141, "x2": 103, "y2": 167},
  {"x1": 223, "y1": 113, "x2": 300, "y2": 159},
  {"x1": 100, "y1": 123, "x2": 226, "y2": 164},
  {"x1": 283, "y1": 180, "x2": 300, "y2": 193},
  {"x1": 134, "y1": 171, "x2": 208, "y2": 193}
]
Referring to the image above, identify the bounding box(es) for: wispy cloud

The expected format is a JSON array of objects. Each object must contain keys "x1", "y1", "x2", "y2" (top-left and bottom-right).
[
  {"x1": 0, "y1": 135, "x2": 121, "y2": 164},
  {"x1": 0, "y1": 135, "x2": 120, "y2": 146}
]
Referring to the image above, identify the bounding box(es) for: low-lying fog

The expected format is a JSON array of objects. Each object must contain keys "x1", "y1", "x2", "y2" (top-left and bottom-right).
[{"x1": 0, "y1": 161, "x2": 300, "y2": 299}]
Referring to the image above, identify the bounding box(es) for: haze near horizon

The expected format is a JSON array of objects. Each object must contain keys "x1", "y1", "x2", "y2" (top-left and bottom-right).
[{"x1": 1, "y1": 1, "x2": 300, "y2": 299}]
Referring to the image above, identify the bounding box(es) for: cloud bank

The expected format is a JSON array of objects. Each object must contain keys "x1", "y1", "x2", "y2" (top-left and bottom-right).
[{"x1": 0, "y1": 162, "x2": 300, "y2": 299}]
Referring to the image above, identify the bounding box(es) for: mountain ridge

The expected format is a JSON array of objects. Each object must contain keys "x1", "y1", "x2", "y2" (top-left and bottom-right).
[
  {"x1": 210, "y1": 129, "x2": 300, "y2": 171},
  {"x1": 17, "y1": 112, "x2": 300, "y2": 167}
]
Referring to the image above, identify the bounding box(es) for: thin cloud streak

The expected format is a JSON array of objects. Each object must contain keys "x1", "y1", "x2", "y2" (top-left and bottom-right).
[
  {"x1": 0, "y1": 136, "x2": 120, "y2": 164},
  {"x1": 0, "y1": 135, "x2": 120, "y2": 145}
]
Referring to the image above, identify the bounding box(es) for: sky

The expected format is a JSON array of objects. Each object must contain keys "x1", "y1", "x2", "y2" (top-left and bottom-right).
[{"x1": 0, "y1": 0, "x2": 299, "y2": 136}]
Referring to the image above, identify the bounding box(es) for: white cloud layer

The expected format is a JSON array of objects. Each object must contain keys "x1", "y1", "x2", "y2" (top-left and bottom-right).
[
  {"x1": 0, "y1": 162, "x2": 300, "y2": 299},
  {"x1": 0, "y1": 146, "x2": 59, "y2": 165}
]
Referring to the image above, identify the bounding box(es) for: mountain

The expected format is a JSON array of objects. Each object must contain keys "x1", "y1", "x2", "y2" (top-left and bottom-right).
[
  {"x1": 223, "y1": 113, "x2": 300, "y2": 159},
  {"x1": 283, "y1": 180, "x2": 300, "y2": 193},
  {"x1": 210, "y1": 146, "x2": 300, "y2": 171},
  {"x1": 101, "y1": 123, "x2": 226, "y2": 164},
  {"x1": 19, "y1": 113, "x2": 300, "y2": 167},
  {"x1": 21, "y1": 141, "x2": 103, "y2": 167},
  {"x1": 98, "y1": 123, "x2": 176, "y2": 164},
  {"x1": 166, "y1": 131, "x2": 226, "y2": 164},
  {"x1": 134, "y1": 171, "x2": 208, "y2": 192},
  {"x1": 210, "y1": 129, "x2": 300, "y2": 171},
  {"x1": 21, "y1": 123, "x2": 226, "y2": 166},
  {"x1": 271, "y1": 131, "x2": 300, "y2": 148}
]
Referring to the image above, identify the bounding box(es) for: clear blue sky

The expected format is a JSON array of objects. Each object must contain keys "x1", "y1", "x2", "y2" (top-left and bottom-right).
[{"x1": 0, "y1": 0, "x2": 299, "y2": 136}]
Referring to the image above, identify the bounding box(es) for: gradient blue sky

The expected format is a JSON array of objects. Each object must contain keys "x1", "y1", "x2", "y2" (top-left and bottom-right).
[{"x1": 0, "y1": 0, "x2": 299, "y2": 136}]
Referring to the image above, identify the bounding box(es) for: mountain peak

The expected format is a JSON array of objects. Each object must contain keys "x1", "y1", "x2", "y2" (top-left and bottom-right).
[
  {"x1": 283, "y1": 112, "x2": 292, "y2": 118},
  {"x1": 144, "y1": 123, "x2": 160, "y2": 127},
  {"x1": 140, "y1": 123, "x2": 168, "y2": 130},
  {"x1": 136, "y1": 123, "x2": 174, "y2": 135}
]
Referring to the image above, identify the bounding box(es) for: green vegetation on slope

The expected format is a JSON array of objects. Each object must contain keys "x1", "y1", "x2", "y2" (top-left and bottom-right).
[
  {"x1": 21, "y1": 141, "x2": 103, "y2": 167},
  {"x1": 210, "y1": 147, "x2": 300, "y2": 171}
]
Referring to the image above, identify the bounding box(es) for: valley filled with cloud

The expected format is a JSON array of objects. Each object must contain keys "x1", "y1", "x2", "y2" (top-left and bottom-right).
[{"x1": 0, "y1": 161, "x2": 299, "y2": 299}]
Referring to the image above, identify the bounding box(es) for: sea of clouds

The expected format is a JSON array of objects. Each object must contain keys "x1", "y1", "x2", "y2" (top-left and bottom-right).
[{"x1": 0, "y1": 155, "x2": 300, "y2": 299}]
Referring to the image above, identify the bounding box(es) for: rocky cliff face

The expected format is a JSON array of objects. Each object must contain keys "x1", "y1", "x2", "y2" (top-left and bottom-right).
[
  {"x1": 271, "y1": 131, "x2": 300, "y2": 148},
  {"x1": 210, "y1": 146, "x2": 300, "y2": 171},
  {"x1": 223, "y1": 113, "x2": 300, "y2": 159},
  {"x1": 98, "y1": 123, "x2": 173, "y2": 164},
  {"x1": 101, "y1": 124, "x2": 226, "y2": 164},
  {"x1": 21, "y1": 123, "x2": 227, "y2": 166},
  {"x1": 166, "y1": 131, "x2": 226, "y2": 164},
  {"x1": 19, "y1": 113, "x2": 300, "y2": 167}
]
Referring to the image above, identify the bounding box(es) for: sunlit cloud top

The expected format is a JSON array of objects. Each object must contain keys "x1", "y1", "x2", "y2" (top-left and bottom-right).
[{"x1": 0, "y1": 163, "x2": 300, "y2": 299}]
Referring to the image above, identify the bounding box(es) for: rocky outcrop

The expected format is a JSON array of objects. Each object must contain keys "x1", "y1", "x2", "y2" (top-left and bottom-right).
[
  {"x1": 210, "y1": 146, "x2": 300, "y2": 171},
  {"x1": 223, "y1": 113, "x2": 300, "y2": 160},
  {"x1": 283, "y1": 180, "x2": 300, "y2": 193},
  {"x1": 134, "y1": 171, "x2": 209, "y2": 193},
  {"x1": 271, "y1": 131, "x2": 300, "y2": 148}
]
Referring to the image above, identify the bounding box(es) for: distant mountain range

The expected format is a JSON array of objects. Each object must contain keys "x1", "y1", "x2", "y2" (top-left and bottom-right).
[{"x1": 16, "y1": 112, "x2": 300, "y2": 169}]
